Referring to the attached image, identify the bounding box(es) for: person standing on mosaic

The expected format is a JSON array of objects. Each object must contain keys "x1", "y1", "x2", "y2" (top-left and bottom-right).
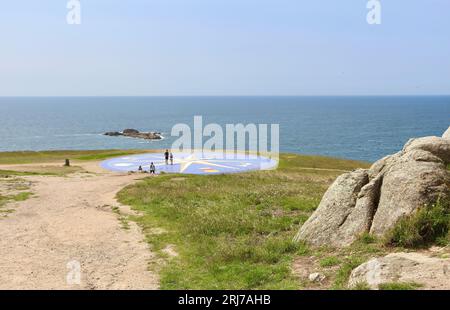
[
  {"x1": 164, "y1": 149, "x2": 169, "y2": 165},
  {"x1": 149, "y1": 162, "x2": 156, "y2": 174}
]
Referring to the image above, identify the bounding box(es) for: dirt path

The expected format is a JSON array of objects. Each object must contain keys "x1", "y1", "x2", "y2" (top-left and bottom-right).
[{"x1": 0, "y1": 162, "x2": 158, "y2": 290}]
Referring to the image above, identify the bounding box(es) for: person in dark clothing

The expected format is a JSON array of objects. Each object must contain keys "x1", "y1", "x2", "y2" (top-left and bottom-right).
[
  {"x1": 149, "y1": 162, "x2": 156, "y2": 174},
  {"x1": 164, "y1": 149, "x2": 169, "y2": 165},
  {"x1": 138, "y1": 165, "x2": 143, "y2": 172}
]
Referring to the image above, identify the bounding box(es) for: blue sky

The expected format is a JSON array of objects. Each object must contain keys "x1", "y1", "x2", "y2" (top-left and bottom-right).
[{"x1": 1, "y1": 0, "x2": 449, "y2": 96}]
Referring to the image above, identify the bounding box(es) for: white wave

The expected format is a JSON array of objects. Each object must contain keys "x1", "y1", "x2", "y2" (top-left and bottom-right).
[{"x1": 53, "y1": 133, "x2": 99, "y2": 137}]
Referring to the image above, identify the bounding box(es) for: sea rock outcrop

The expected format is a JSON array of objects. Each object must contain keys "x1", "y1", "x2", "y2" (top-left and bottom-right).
[
  {"x1": 104, "y1": 129, "x2": 162, "y2": 140},
  {"x1": 348, "y1": 252, "x2": 450, "y2": 290},
  {"x1": 294, "y1": 126, "x2": 450, "y2": 247},
  {"x1": 104, "y1": 131, "x2": 122, "y2": 136}
]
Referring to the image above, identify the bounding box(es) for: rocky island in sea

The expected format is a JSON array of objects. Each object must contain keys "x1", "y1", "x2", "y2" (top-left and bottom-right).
[{"x1": 104, "y1": 128, "x2": 162, "y2": 140}]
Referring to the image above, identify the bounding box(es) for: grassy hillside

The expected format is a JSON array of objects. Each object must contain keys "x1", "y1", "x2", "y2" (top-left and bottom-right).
[
  {"x1": 0, "y1": 149, "x2": 156, "y2": 165},
  {"x1": 117, "y1": 153, "x2": 370, "y2": 289},
  {"x1": 3, "y1": 150, "x2": 443, "y2": 289}
]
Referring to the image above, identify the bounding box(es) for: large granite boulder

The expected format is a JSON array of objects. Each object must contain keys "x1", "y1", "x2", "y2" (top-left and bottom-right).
[
  {"x1": 292, "y1": 169, "x2": 369, "y2": 247},
  {"x1": 294, "y1": 126, "x2": 450, "y2": 247},
  {"x1": 370, "y1": 158, "x2": 449, "y2": 236}
]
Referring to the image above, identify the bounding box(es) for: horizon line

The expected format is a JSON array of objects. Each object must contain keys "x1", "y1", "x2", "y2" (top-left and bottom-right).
[{"x1": 1, "y1": 94, "x2": 450, "y2": 98}]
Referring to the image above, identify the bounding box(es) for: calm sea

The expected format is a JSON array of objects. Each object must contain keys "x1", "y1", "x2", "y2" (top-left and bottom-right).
[{"x1": 0, "y1": 96, "x2": 449, "y2": 162}]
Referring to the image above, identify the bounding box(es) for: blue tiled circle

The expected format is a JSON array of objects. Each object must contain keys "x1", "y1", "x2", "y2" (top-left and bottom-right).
[{"x1": 100, "y1": 151, "x2": 278, "y2": 175}]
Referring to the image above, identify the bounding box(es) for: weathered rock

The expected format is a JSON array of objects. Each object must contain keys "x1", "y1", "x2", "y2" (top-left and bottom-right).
[
  {"x1": 123, "y1": 128, "x2": 140, "y2": 135},
  {"x1": 348, "y1": 252, "x2": 450, "y2": 290},
  {"x1": 293, "y1": 169, "x2": 369, "y2": 247},
  {"x1": 131, "y1": 132, "x2": 162, "y2": 140},
  {"x1": 340, "y1": 175, "x2": 382, "y2": 240},
  {"x1": 294, "y1": 127, "x2": 450, "y2": 247},
  {"x1": 104, "y1": 131, "x2": 121, "y2": 136},
  {"x1": 403, "y1": 136, "x2": 450, "y2": 163},
  {"x1": 370, "y1": 159, "x2": 449, "y2": 236},
  {"x1": 367, "y1": 153, "x2": 400, "y2": 179},
  {"x1": 308, "y1": 272, "x2": 326, "y2": 283}
]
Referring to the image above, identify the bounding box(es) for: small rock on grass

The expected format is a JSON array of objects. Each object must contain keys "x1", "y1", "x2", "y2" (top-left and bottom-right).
[{"x1": 308, "y1": 272, "x2": 326, "y2": 282}]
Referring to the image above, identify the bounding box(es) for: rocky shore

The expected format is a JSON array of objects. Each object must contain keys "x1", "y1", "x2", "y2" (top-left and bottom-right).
[{"x1": 104, "y1": 129, "x2": 162, "y2": 140}]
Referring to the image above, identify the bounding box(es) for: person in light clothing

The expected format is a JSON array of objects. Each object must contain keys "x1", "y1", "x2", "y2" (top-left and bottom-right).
[{"x1": 149, "y1": 162, "x2": 156, "y2": 174}]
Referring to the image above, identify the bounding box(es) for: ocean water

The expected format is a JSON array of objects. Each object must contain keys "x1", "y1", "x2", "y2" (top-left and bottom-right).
[{"x1": 0, "y1": 96, "x2": 449, "y2": 162}]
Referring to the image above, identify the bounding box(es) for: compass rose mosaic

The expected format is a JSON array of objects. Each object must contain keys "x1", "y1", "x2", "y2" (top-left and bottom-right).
[{"x1": 100, "y1": 151, "x2": 278, "y2": 175}]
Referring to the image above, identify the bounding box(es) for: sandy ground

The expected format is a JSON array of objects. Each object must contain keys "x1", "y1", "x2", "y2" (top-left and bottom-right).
[{"x1": 0, "y1": 161, "x2": 159, "y2": 290}]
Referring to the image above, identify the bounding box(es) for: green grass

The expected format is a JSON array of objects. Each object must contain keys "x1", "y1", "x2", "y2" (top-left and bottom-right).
[
  {"x1": 0, "y1": 167, "x2": 81, "y2": 177},
  {"x1": 332, "y1": 256, "x2": 366, "y2": 290},
  {"x1": 384, "y1": 198, "x2": 450, "y2": 248},
  {"x1": 0, "y1": 168, "x2": 34, "y2": 212},
  {"x1": 111, "y1": 206, "x2": 131, "y2": 230},
  {"x1": 0, "y1": 208, "x2": 14, "y2": 215},
  {"x1": 11, "y1": 191, "x2": 32, "y2": 201},
  {"x1": 0, "y1": 170, "x2": 46, "y2": 177},
  {"x1": 292, "y1": 232, "x2": 388, "y2": 290},
  {"x1": 378, "y1": 282, "x2": 423, "y2": 290},
  {"x1": 0, "y1": 192, "x2": 33, "y2": 208},
  {"x1": 117, "y1": 153, "x2": 368, "y2": 290},
  {"x1": 0, "y1": 150, "x2": 156, "y2": 165},
  {"x1": 76, "y1": 151, "x2": 154, "y2": 161},
  {"x1": 319, "y1": 256, "x2": 341, "y2": 267},
  {"x1": 357, "y1": 232, "x2": 378, "y2": 244},
  {"x1": 0, "y1": 194, "x2": 8, "y2": 207},
  {"x1": 278, "y1": 153, "x2": 369, "y2": 171}
]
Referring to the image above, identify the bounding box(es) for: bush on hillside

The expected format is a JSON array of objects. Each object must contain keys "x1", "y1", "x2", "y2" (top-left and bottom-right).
[{"x1": 384, "y1": 198, "x2": 450, "y2": 248}]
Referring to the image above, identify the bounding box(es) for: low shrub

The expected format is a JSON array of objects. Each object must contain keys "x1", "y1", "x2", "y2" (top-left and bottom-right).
[{"x1": 384, "y1": 198, "x2": 450, "y2": 248}]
